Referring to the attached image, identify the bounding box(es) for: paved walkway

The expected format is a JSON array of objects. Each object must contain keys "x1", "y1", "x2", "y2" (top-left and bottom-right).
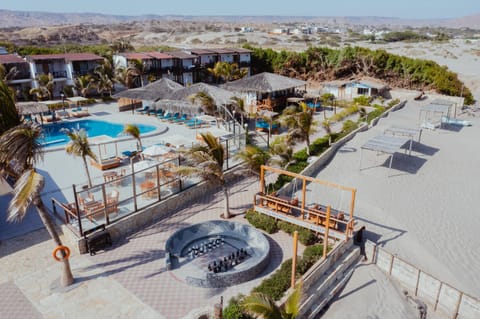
[{"x1": 0, "y1": 176, "x2": 300, "y2": 319}]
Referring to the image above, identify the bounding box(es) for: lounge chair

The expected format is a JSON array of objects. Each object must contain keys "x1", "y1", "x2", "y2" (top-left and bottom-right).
[
  {"x1": 185, "y1": 118, "x2": 206, "y2": 128},
  {"x1": 136, "y1": 105, "x2": 150, "y2": 115},
  {"x1": 172, "y1": 114, "x2": 188, "y2": 123},
  {"x1": 157, "y1": 111, "x2": 171, "y2": 120},
  {"x1": 163, "y1": 112, "x2": 179, "y2": 122},
  {"x1": 90, "y1": 157, "x2": 122, "y2": 170}
]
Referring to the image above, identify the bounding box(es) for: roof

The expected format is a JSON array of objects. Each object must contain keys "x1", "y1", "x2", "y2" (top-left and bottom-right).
[
  {"x1": 430, "y1": 99, "x2": 456, "y2": 106},
  {"x1": 232, "y1": 47, "x2": 252, "y2": 53},
  {"x1": 361, "y1": 134, "x2": 410, "y2": 155},
  {"x1": 27, "y1": 53, "x2": 103, "y2": 62},
  {"x1": 0, "y1": 54, "x2": 27, "y2": 64},
  {"x1": 119, "y1": 52, "x2": 154, "y2": 60},
  {"x1": 144, "y1": 52, "x2": 173, "y2": 60},
  {"x1": 354, "y1": 78, "x2": 387, "y2": 90},
  {"x1": 167, "y1": 51, "x2": 197, "y2": 59},
  {"x1": 422, "y1": 103, "x2": 451, "y2": 113},
  {"x1": 189, "y1": 49, "x2": 217, "y2": 55},
  {"x1": 16, "y1": 102, "x2": 49, "y2": 115},
  {"x1": 223, "y1": 72, "x2": 306, "y2": 93},
  {"x1": 167, "y1": 83, "x2": 236, "y2": 105},
  {"x1": 213, "y1": 48, "x2": 237, "y2": 54},
  {"x1": 322, "y1": 80, "x2": 349, "y2": 87},
  {"x1": 112, "y1": 78, "x2": 183, "y2": 101}
]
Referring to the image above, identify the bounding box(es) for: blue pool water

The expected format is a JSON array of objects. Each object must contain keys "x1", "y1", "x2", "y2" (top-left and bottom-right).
[{"x1": 39, "y1": 119, "x2": 156, "y2": 147}]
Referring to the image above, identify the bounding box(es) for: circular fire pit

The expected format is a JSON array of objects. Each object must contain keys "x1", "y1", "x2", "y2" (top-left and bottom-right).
[{"x1": 165, "y1": 220, "x2": 270, "y2": 288}]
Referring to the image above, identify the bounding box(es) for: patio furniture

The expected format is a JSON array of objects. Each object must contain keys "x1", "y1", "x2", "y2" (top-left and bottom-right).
[
  {"x1": 140, "y1": 180, "x2": 157, "y2": 198},
  {"x1": 136, "y1": 105, "x2": 150, "y2": 115},
  {"x1": 90, "y1": 157, "x2": 122, "y2": 170},
  {"x1": 157, "y1": 111, "x2": 171, "y2": 120},
  {"x1": 83, "y1": 224, "x2": 112, "y2": 256}
]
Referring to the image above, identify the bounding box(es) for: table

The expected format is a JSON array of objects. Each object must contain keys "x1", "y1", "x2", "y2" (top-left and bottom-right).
[
  {"x1": 361, "y1": 134, "x2": 411, "y2": 170},
  {"x1": 384, "y1": 126, "x2": 422, "y2": 142},
  {"x1": 103, "y1": 171, "x2": 118, "y2": 183},
  {"x1": 140, "y1": 180, "x2": 157, "y2": 198}
]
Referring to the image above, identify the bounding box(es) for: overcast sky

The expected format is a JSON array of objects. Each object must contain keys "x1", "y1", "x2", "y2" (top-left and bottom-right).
[{"x1": 1, "y1": 0, "x2": 479, "y2": 19}]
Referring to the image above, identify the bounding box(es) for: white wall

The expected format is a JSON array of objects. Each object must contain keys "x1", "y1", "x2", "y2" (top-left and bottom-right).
[
  {"x1": 219, "y1": 54, "x2": 234, "y2": 63},
  {"x1": 239, "y1": 53, "x2": 251, "y2": 63}
]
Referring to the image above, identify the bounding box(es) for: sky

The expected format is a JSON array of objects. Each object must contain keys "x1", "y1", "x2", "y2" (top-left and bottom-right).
[{"x1": 1, "y1": 0, "x2": 479, "y2": 19}]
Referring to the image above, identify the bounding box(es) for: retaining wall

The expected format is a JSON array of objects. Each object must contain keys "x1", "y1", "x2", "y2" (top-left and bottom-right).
[{"x1": 366, "y1": 241, "x2": 480, "y2": 319}]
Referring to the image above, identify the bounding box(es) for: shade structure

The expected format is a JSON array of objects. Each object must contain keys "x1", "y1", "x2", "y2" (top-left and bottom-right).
[
  {"x1": 152, "y1": 99, "x2": 202, "y2": 114},
  {"x1": 223, "y1": 72, "x2": 306, "y2": 93},
  {"x1": 167, "y1": 82, "x2": 237, "y2": 106},
  {"x1": 112, "y1": 78, "x2": 183, "y2": 101},
  {"x1": 360, "y1": 134, "x2": 411, "y2": 170},
  {"x1": 16, "y1": 102, "x2": 49, "y2": 115},
  {"x1": 142, "y1": 145, "x2": 171, "y2": 157},
  {"x1": 165, "y1": 135, "x2": 193, "y2": 148}
]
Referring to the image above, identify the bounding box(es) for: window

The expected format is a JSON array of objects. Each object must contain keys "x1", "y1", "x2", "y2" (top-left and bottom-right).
[{"x1": 357, "y1": 88, "x2": 369, "y2": 95}]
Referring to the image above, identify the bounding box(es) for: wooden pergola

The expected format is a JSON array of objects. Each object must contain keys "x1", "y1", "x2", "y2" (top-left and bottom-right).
[{"x1": 254, "y1": 165, "x2": 357, "y2": 240}]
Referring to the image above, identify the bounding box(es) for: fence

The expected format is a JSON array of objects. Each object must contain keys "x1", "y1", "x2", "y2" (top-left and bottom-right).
[{"x1": 365, "y1": 241, "x2": 480, "y2": 319}]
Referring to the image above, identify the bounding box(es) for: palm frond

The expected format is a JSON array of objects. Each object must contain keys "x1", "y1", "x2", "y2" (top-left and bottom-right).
[
  {"x1": 8, "y1": 169, "x2": 44, "y2": 222},
  {"x1": 242, "y1": 292, "x2": 284, "y2": 319},
  {"x1": 0, "y1": 123, "x2": 43, "y2": 170},
  {"x1": 284, "y1": 282, "x2": 302, "y2": 318}
]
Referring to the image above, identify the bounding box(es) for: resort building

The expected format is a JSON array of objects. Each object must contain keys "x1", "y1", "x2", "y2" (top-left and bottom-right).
[{"x1": 321, "y1": 78, "x2": 389, "y2": 100}]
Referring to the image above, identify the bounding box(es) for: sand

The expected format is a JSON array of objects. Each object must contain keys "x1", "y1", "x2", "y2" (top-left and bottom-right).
[{"x1": 314, "y1": 98, "x2": 480, "y2": 317}]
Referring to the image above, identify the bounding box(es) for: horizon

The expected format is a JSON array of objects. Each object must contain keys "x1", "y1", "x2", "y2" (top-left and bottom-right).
[{"x1": 1, "y1": 0, "x2": 479, "y2": 20}]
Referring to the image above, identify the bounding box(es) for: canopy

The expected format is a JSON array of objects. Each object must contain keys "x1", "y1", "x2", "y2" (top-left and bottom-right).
[
  {"x1": 16, "y1": 102, "x2": 49, "y2": 115},
  {"x1": 143, "y1": 145, "x2": 172, "y2": 157},
  {"x1": 152, "y1": 99, "x2": 202, "y2": 114},
  {"x1": 223, "y1": 72, "x2": 306, "y2": 93},
  {"x1": 360, "y1": 134, "x2": 411, "y2": 170},
  {"x1": 167, "y1": 82, "x2": 237, "y2": 106},
  {"x1": 165, "y1": 135, "x2": 193, "y2": 148},
  {"x1": 113, "y1": 78, "x2": 183, "y2": 101},
  {"x1": 133, "y1": 159, "x2": 158, "y2": 172}
]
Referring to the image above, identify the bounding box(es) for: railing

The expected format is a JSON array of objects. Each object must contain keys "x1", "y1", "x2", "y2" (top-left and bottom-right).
[{"x1": 253, "y1": 192, "x2": 353, "y2": 238}]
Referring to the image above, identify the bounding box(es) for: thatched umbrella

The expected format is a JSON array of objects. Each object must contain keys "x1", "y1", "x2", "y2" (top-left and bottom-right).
[
  {"x1": 152, "y1": 99, "x2": 202, "y2": 114},
  {"x1": 222, "y1": 72, "x2": 306, "y2": 93},
  {"x1": 16, "y1": 102, "x2": 49, "y2": 115},
  {"x1": 112, "y1": 78, "x2": 183, "y2": 101}
]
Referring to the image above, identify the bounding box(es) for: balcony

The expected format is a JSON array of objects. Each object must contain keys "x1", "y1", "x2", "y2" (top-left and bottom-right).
[
  {"x1": 53, "y1": 71, "x2": 67, "y2": 78},
  {"x1": 8, "y1": 71, "x2": 32, "y2": 81}
]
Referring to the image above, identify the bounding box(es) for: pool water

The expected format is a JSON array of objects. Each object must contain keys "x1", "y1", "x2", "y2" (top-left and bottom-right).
[{"x1": 39, "y1": 119, "x2": 156, "y2": 147}]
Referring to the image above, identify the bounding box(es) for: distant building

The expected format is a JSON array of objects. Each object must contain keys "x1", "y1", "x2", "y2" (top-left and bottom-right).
[
  {"x1": 240, "y1": 26, "x2": 254, "y2": 33},
  {"x1": 321, "y1": 78, "x2": 389, "y2": 100}
]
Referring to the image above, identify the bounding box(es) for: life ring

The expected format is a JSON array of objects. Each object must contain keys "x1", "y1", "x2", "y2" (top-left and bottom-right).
[{"x1": 52, "y1": 245, "x2": 71, "y2": 261}]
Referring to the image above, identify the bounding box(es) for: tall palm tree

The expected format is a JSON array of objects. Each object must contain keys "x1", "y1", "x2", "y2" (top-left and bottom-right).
[
  {"x1": 30, "y1": 73, "x2": 54, "y2": 101},
  {"x1": 189, "y1": 91, "x2": 216, "y2": 115},
  {"x1": 63, "y1": 128, "x2": 97, "y2": 187},
  {"x1": 127, "y1": 59, "x2": 146, "y2": 87},
  {"x1": 123, "y1": 124, "x2": 143, "y2": 152},
  {"x1": 176, "y1": 132, "x2": 231, "y2": 218},
  {"x1": 230, "y1": 96, "x2": 248, "y2": 123},
  {"x1": 0, "y1": 123, "x2": 75, "y2": 287},
  {"x1": 242, "y1": 283, "x2": 302, "y2": 319},
  {"x1": 280, "y1": 102, "x2": 317, "y2": 156},
  {"x1": 235, "y1": 145, "x2": 270, "y2": 176},
  {"x1": 0, "y1": 80, "x2": 21, "y2": 134}
]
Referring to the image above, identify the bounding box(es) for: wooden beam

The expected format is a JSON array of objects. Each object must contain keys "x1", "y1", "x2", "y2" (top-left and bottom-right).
[
  {"x1": 323, "y1": 206, "x2": 331, "y2": 259},
  {"x1": 301, "y1": 178, "x2": 306, "y2": 220},
  {"x1": 291, "y1": 231, "x2": 298, "y2": 289}
]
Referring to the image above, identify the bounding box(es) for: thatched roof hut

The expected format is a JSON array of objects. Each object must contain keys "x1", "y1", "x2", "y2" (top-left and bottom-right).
[
  {"x1": 112, "y1": 78, "x2": 183, "y2": 101},
  {"x1": 223, "y1": 72, "x2": 306, "y2": 93},
  {"x1": 16, "y1": 102, "x2": 49, "y2": 115}
]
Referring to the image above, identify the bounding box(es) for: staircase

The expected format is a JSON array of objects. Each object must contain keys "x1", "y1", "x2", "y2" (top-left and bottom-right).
[{"x1": 298, "y1": 244, "x2": 362, "y2": 318}]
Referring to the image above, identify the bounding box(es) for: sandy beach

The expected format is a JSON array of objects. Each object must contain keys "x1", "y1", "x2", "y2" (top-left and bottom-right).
[{"x1": 317, "y1": 97, "x2": 480, "y2": 317}]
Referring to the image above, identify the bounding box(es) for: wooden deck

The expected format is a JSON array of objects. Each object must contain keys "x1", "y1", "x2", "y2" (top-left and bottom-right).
[{"x1": 254, "y1": 193, "x2": 354, "y2": 241}]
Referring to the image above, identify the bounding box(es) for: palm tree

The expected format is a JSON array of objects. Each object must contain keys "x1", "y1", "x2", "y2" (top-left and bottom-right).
[
  {"x1": 322, "y1": 120, "x2": 333, "y2": 146},
  {"x1": 0, "y1": 64, "x2": 19, "y2": 81},
  {"x1": 230, "y1": 96, "x2": 248, "y2": 123},
  {"x1": 94, "y1": 58, "x2": 115, "y2": 97},
  {"x1": 74, "y1": 75, "x2": 95, "y2": 97},
  {"x1": 63, "y1": 128, "x2": 97, "y2": 187},
  {"x1": 0, "y1": 80, "x2": 21, "y2": 134},
  {"x1": 176, "y1": 132, "x2": 231, "y2": 218},
  {"x1": 242, "y1": 283, "x2": 302, "y2": 319},
  {"x1": 123, "y1": 124, "x2": 143, "y2": 152},
  {"x1": 269, "y1": 136, "x2": 295, "y2": 169},
  {"x1": 127, "y1": 59, "x2": 146, "y2": 87},
  {"x1": 0, "y1": 123, "x2": 75, "y2": 287},
  {"x1": 189, "y1": 91, "x2": 216, "y2": 115},
  {"x1": 280, "y1": 102, "x2": 317, "y2": 156},
  {"x1": 235, "y1": 145, "x2": 270, "y2": 176},
  {"x1": 30, "y1": 73, "x2": 54, "y2": 101}
]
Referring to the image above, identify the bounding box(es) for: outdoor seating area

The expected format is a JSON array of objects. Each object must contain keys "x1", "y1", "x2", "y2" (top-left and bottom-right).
[
  {"x1": 253, "y1": 166, "x2": 356, "y2": 240},
  {"x1": 90, "y1": 156, "x2": 122, "y2": 170}
]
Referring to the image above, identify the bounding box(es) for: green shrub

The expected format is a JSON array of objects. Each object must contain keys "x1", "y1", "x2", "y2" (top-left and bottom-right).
[
  {"x1": 353, "y1": 95, "x2": 372, "y2": 106},
  {"x1": 342, "y1": 120, "x2": 358, "y2": 134},
  {"x1": 278, "y1": 221, "x2": 317, "y2": 246},
  {"x1": 366, "y1": 106, "x2": 385, "y2": 124},
  {"x1": 254, "y1": 259, "x2": 293, "y2": 300},
  {"x1": 387, "y1": 98, "x2": 401, "y2": 108},
  {"x1": 293, "y1": 149, "x2": 308, "y2": 162},
  {"x1": 223, "y1": 295, "x2": 252, "y2": 319},
  {"x1": 245, "y1": 209, "x2": 278, "y2": 234}
]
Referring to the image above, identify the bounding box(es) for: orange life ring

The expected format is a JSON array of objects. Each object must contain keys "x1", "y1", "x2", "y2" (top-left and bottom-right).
[{"x1": 52, "y1": 245, "x2": 71, "y2": 261}]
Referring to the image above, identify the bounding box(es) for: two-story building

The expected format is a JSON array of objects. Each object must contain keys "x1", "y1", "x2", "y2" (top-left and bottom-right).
[
  {"x1": 27, "y1": 53, "x2": 103, "y2": 97},
  {"x1": 167, "y1": 51, "x2": 198, "y2": 86}
]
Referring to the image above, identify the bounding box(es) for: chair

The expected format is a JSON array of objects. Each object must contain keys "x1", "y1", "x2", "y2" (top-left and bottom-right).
[
  {"x1": 173, "y1": 114, "x2": 188, "y2": 123},
  {"x1": 137, "y1": 105, "x2": 150, "y2": 115},
  {"x1": 106, "y1": 190, "x2": 119, "y2": 214},
  {"x1": 158, "y1": 111, "x2": 171, "y2": 120},
  {"x1": 164, "y1": 112, "x2": 179, "y2": 122}
]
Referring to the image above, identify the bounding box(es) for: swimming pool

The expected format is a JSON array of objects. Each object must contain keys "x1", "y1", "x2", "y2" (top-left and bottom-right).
[{"x1": 39, "y1": 119, "x2": 157, "y2": 147}]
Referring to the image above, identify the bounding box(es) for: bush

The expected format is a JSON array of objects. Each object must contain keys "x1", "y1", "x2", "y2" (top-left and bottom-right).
[
  {"x1": 245, "y1": 209, "x2": 278, "y2": 234},
  {"x1": 366, "y1": 106, "x2": 385, "y2": 124},
  {"x1": 387, "y1": 98, "x2": 401, "y2": 108},
  {"x1": 353, "y1": 95, "x2": 372, "y2": 106},
  {"x1": 254, "y1": 259, "x2": 293, "y2": 300},
  {"x1": 278, "y1": 221, "x2": 317, "y2": 246},
  {"x1": 223, "y1": 295, "x2": 252, "y2": 319},
  {"x1": 342, "y1": 120, "x2": 358, "y2": 134}
]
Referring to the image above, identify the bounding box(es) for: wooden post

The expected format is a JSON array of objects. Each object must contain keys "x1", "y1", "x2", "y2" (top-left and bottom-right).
[
  {"x1": 349, "y1": 189, "x2": 356, "y2": 221},
  {"x1": 454, "y1": 292, "x2": 463, "y2": 319},
  {"x1": 72, "y1": 184, "x2": 83, "y2": 236},
  {"x1": 323, "y1": 206, "x2": 331, "y2": 259},
  {"x1": 260, "y1": 165, "x2": 265, "y2": 194},
  {"x1": 301, "y1": 178, "x2": 306, "y2": 220},
  {"x1": 434, "y1": 282, "x2": 443, "y2": 311},
  {"x1": 291, "y1": 231, "x2": 298, "y2": 289},
  {"x1": 101, "y1": 184, "x2": 109, "y2": 225},
  {"x1": 132, "y1": 161, "x2": 137, "y2": 212},
  {"x1": 414, "y1": 269, "x2": 421, "y2": 296},
  {"x1": 389, "y1": 254, "x2": 395, "y2": 275}
]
